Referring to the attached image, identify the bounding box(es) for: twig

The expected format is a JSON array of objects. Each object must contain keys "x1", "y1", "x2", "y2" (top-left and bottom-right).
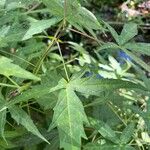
[{"x1": 57, "y1": 41, "x2": 70, "y2": 82}]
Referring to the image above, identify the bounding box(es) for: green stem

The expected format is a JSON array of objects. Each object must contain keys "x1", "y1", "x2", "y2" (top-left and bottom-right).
[
  {"x1": 6, "y1": 76, "x2": 20, "y2": 88},
  {"x1": 63, "y1": 0, "x2": 67, "y2": 29},
  {"x1": 107, "y1": 102, "x2": 127, "y2": 126},
  {"x1": 0, "y1": 50, "x2": 35, "y2": 67},
  {"x1": 57, "y1": 42, "x2": 70, "y2": 82},
  {"x1": 33, "y1": 22, "x2": 63, "y2": 75},
  {"x1": 0, "y1": 83, "x2": 18, "y2": 88}
]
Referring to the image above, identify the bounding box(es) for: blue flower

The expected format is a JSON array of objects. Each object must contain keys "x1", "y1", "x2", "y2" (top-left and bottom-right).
[{"x1": 118, "y1": 51, "x2": 132, "y2": 61}]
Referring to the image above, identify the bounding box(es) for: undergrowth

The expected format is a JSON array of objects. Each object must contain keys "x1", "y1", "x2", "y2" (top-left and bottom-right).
[{"x1": 0, "y1": 0, "x2": 150, "y2": 150}]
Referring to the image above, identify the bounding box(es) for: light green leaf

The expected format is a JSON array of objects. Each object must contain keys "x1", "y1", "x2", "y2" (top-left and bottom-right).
[
  {"x1": 119, "y1": 23, "x2": 138, "y2": 45},
  {"x1": 22, "y1": 18, "x2": 60, "y2": 40},
  {"x1": 124, "y1": 43, "x2": 150, "y2": 56},
  {"x1": 49, "y1": 87, "x2": 88, "y2": 150},
  {"x1": 120, "y1": 123, "x2": 135, "y2": 144},
  {"x1": 9, "y1": 105, "x2": 49, "y2": 144},
  {"x1": 0, "y1": 56, "x2": 40, "y2": 81}
]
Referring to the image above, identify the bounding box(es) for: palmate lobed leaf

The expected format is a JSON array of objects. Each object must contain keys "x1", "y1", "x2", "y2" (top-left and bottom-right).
[
  {"x1": 101, "y1": 22, "x2": 150, "y2": 72},
  {"x1": 104, "y1": 22, "x2": 138, "y2": 46},
  {"x1": 48, "y1": 72, "x2": 145, "y2": 150},
  {"x1": 0, "y1": 56, "x2": 40, "y2": 81},
  {"x1": 42, "y1": 0, "x2": 101, "y2": 33},
  {"x1": 49, "y1": 87, "x2": 88, "y2": 150}
]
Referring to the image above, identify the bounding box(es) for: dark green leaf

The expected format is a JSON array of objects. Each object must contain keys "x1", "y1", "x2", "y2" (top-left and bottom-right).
[
  {"x1": 120, "y1": 123, "x2": 135, "y2": 144},
  {"x1": 9, "y1": 105, "x2": 49, "y2": 144},
  {"x1": 89, "y1": 117, "x2": 120, "y2": 144},
  {"x1": 70, "y1": 76, "x2": 145, "y2": 96}
]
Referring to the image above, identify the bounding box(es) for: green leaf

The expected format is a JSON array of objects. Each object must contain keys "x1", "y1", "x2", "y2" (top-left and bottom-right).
[
  {"x1": 124, "y1": 43, "x2": 150, "y2": 56},
  {"x1": 0, "y1": 98, "x2": 7, "y2": 141},
  {"x1": 84, "y1": 143, "x2": 136, "y2": 150},
  {"x1": 0, "y1": 79, "x2": 65, "y2": 112},
  {"x1": 120, "y1": 123, "x2": 135, "y2": 144},
  {"x1": 0, "y1": 110, "x2": 6, "y2": 141},
  {"x1": 42, "y1": 0, "x2": 64, "y2": 18},
  {"x1": 104, "y1": 22, "x2": 120, "y2": 44},
  {"x1": 104, "y1": 22, "x2": 138, "y2": 46},
  {"x1": 0, "y1": 92, "x2": 6, "y2": 142},
  {"x1": 122, "y1": 48, "x2": 150, "y2": 72},
  {"x1": 71, "y1": 76, "x2": 145, "y2": 96},
  {"x1": 12, "y1": 130, "x2": 58, "y2": 148},
  {"x1": 9, "y1": 105, "x2": 49, "y2": 144},
  {"x1": 84, "y1": 143, "x2": 118, "y2": 150},
  {"x1": 43, "y1": 0, "x2": 101, "y2": 33},
  {"x1": 89, "y1": 117, "x2": 120, "y2": 144},
  {"x1": 97, "y1": 42, "x2": 118, "y2": 51},
  {"x1": 0, "y1": 26, "x2": 10, "y2": 47},
  {"x1": 49, "y1": 87, "x2": 88, "y2": 150},
  {"x1": 119, "y1": 23, "x2": 138, "y2": 45},
  {"x1": 0, "y1": 56, "x2": 40, "y2": 81},
  {"x1": 22, "y1": 18, "x2": 60, "y2": 40}
]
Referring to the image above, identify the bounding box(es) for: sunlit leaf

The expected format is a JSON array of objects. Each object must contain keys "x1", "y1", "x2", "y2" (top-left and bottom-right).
[
  {"x1": 22, "y1": 18, "x2": 60, "y2": 40},
  {"x1": 0, "y1": 56, "x2": 40, "y2": 81}
]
